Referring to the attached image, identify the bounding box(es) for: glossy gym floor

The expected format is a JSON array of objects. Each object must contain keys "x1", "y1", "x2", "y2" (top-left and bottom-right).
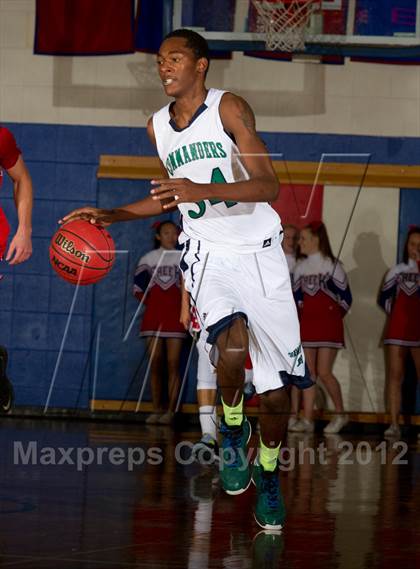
[{"x1": 0, "y1": 418, "x2": 419, "y2": 568}]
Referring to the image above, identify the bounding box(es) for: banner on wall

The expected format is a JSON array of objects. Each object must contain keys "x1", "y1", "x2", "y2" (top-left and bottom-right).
[
  {"x1": 271, "y1": 184, "x2": 324, "y2": 228},
  {"x1": 34, "y1": 0, "x2": 135, "y2": 55}
]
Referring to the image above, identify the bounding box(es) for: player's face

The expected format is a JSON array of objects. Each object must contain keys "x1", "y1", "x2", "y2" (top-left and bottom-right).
[
  {"x1": 407, "y1": 232, "x2": 420, "y2": 260},
  {"x1": 157, "y1": 224, "x2": 178, "y2": 250},
  {"x1": 283, "y1": 227, "x2": 298, "y2": 254},
  {"x1": 299, "y1": 229, "x2": 319, "y2": 256},
  {"x1": 157, "y1": 37, "x2": 206, "y2": 97}
]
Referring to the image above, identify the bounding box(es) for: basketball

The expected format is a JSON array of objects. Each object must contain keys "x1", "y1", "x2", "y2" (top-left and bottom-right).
[{"x1": 49, "y1": 220, "x2": 115, "y2": 285}]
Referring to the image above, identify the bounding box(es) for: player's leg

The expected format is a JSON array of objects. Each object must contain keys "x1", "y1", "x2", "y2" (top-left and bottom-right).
[
  {"x1": 192, "y1": 332, "x2": 218, "y2": 463},
  {"x1": 317, "y1": 347, "x2": 349, "y2": 434},
  {"x1": 159, "y1": 337, "x2": 183, "y2": 424},
  {"x1": 243, "y1": 353, "x2": 256, "y2": 401},
  {"x1": 214, "y1": 317, "x2": 252, "y2": 494},
  {"x1": 193, "y1": 388, "x2": 218, "y2": 463},
  {"x1": 145, "y1": 336, "x2": 164, "y2": 423},
  {"x1": 290, "y1": 347, "x2": 317, "y2": 432},
  {"x1": 216, "y1": 317, "x2": 248, "y2": 410},
  {"x1": 234, "y1": 261, "x2": 294, "y2": 528},
  {"x1": 385, "y1": 345, "x2": 407, "y2": 437},
  {"x1": 181, "y1": 244, "x2": 251, "y2": 492},
  {"x1": 241, "y1": 245, "x2": 314, "y2": 530},
  {"x1": 252, "y1": 386, "x2": 289, "y2": 530},
  {"x1": 259, "y1": 388, "x2": 290, "y2": 451}
]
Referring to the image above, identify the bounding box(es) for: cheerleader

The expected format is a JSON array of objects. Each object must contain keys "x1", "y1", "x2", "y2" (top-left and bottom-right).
[
  {"x1": 133, "y1": 221, "x2": 186, "y2": 425},
  {"x1": 290, "y1": 221, "x2": 352, "y2": 434},
  {"x1": 378, "y1": 226, "x2": 420, "y2": 439}
]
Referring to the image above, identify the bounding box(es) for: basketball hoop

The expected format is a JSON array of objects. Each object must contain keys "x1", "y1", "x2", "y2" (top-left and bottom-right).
[{"x1": 251, "y1": 0, "x2": 321, "y2": 52}]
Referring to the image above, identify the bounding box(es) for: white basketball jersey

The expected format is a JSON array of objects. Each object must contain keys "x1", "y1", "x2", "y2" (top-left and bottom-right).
[{"x1": 152, "y1": 88, "x2": 281, "y2": 251}]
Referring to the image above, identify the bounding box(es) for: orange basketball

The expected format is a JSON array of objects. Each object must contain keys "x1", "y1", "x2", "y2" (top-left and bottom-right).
[{"x1": 49, "y1": 220, "x2": 115, "y2": 285}]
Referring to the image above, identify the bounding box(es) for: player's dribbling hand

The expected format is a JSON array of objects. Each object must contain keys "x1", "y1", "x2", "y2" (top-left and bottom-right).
[
  {"x1": 6, "y1": 229, "x2": 32, "y2": 265},
  {"x1": 59, "y1": 207, "x2": 112, "y2": 226},
  {"x1": 150, "y1": 178, "x2": 205, "y2": 209}
]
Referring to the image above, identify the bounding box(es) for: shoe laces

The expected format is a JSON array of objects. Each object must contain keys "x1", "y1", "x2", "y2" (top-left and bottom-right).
[
  {"x1": 220, "y1": 422, "x2": 243, "y2": 468},
  {"x1": 261, "y1": 470, "x2": 279, "y2": 510}
]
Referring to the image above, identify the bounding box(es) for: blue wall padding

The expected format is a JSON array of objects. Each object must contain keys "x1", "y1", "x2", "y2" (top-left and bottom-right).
[{"x1": 1, "y1": 122, "x2": 419, "y2": 410}]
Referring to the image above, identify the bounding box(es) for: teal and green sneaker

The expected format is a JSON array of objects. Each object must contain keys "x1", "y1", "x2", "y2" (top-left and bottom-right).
[
  {"x1": 219, "y1": 416, "x2": 252, "y2": 495},
  {"x1": 252, "y1": 460, "x2": 285, "y2": 531}
]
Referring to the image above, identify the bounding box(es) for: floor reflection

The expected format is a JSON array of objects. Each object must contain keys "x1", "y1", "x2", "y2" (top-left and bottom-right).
[{"x1": 0, "y1": 418, "x2": 418, "y2": 568}]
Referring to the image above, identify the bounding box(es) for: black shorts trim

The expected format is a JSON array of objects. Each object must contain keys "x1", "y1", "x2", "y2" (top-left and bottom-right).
[
  {"x1": 206, "y1": 311, "x2": 248, "y2": 345},
  {"x1": 180, "y1": 239, "x2": 190, "y2": 273},
  {"x1": 279, "y1": 364, "x2": 315, "y2": 390}
]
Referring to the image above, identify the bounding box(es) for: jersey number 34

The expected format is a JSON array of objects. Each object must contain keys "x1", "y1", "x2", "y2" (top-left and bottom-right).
[{"x1": 187, "y1": 168, "x2": 238, "y2": 219}]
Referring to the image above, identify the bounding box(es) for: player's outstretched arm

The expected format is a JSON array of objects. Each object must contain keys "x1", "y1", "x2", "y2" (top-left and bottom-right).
[
  {"x1": 150, "y1": 93, "x2": 278, "y2": 208},
  {"x1": 59, "y1": 195, "x2": 168, "y2": 226},
  {"x1": 6, "y1": 156, "x2": 33, "y2": 265},
  {"x1": 61, "y1": 118, "x2": 175, "y2": 225}
]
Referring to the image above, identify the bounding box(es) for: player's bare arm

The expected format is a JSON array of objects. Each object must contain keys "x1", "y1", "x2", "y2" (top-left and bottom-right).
[
  {"x1": 151, "y1": 93, "x2": 279, "y2": 209},
  {"x1": 6, "y1": 156, "x2": 33, "y2": 265},
  {"x1": 60, "y1": 194, "x2": 166, "y2": 226},
  {"x1": 61, "y1": 118, "x2": 175, "y2": 225}
]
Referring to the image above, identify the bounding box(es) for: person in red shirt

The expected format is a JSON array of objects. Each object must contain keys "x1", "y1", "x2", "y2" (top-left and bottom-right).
[
  {"x1": 0, "y1": 126, "x2": 33, "y2": 413},
  {"x1": 0, "y1": 127, "x2": 33, "y2": 264},
  {"x1": 378, "y1": 226, "x2": 420, "y2": 438}
]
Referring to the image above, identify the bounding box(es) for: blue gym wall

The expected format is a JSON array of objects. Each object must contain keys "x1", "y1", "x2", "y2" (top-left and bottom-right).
[{"x1": 1, "y1": 123, "x2": 419, "y2": 411}]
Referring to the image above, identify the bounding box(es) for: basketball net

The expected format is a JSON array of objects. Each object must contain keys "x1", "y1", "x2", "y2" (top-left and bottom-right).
[{"x1": 251, "y1": 0, "x2": 320, "y2": 52}]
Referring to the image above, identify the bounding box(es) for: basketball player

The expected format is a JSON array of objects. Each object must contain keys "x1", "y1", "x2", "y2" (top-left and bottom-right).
[
  {"x1": 61, "y1": 29, "x2": 313, "y2": 531},
  {"x1": 0, "y1": 126, "x2": 33, "y2": 412}
]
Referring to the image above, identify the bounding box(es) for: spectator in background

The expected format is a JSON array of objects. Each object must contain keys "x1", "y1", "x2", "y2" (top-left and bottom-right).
[
  {"x1": 282, "y1": 224, "x2": 299, "y2": 276},
  {"x1": 290, "y1": 221, "x2": 352, "y2": 434},
  {"x1": 133, "y1": 221, "x2": 186, "y2": 425},
  {"x1": 0, "y1": 126, "x2": 33, "y2": 413},
  {"x1": 282, "y1": 224, "x2": 300, "y2": 429},
  {"x1": 378, "y1": 226, "x2": 420, "y2": 439}
]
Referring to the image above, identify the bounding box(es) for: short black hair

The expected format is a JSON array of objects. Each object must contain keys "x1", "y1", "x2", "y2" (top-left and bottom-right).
[
  {"x1": 154, "y1": 220, "x2": 178, "y2": 249},
  {"x1": 163, "y1": 28, "x2": 210, "y2": 68}
]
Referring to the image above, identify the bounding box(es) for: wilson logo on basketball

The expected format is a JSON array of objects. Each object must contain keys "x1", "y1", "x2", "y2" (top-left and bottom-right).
[
  {"x1": 51, "y1": 256, "x2": 77, "y2": 276},
  {"x1": 55, "y1": 233, "x2": 91, "y2": 263}
]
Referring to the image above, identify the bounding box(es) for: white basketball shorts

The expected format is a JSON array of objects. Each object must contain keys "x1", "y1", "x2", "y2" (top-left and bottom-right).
[{"x1": 180, "y1": 237, "x2": 306, "y2": 394}]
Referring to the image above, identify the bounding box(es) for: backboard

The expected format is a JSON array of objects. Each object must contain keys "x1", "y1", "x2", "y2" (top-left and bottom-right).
[{"x1": 164, "y1": 0, "x2": 420, "y2": 58}]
